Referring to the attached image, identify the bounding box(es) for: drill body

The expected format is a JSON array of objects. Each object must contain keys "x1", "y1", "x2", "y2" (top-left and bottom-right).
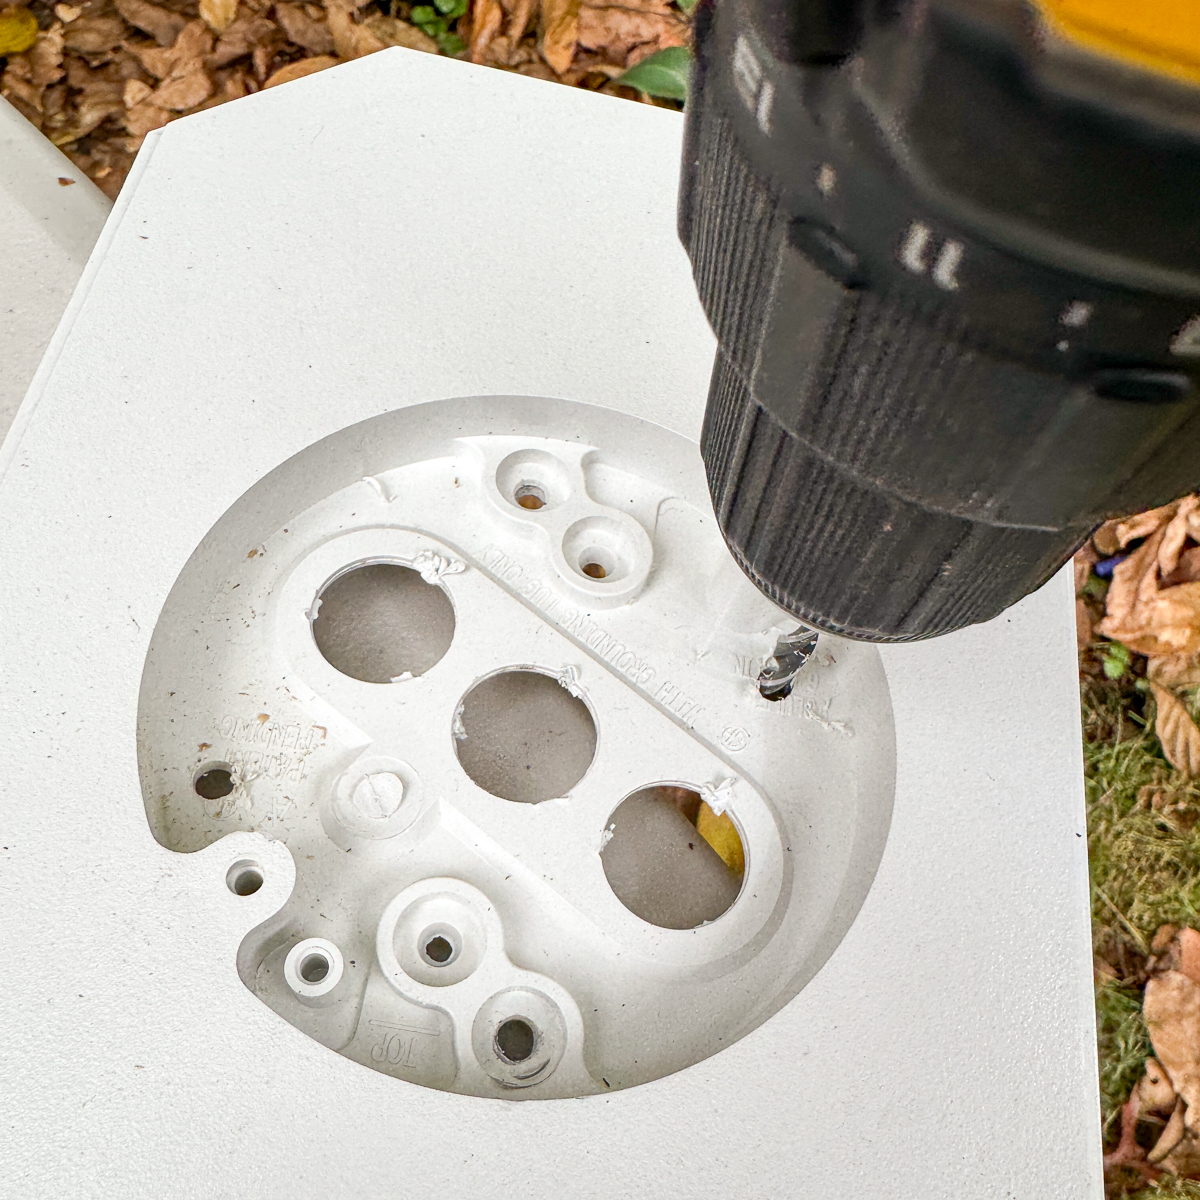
[{"x1": 681, "y1": 0, "x2": 1200, "y2": 641}]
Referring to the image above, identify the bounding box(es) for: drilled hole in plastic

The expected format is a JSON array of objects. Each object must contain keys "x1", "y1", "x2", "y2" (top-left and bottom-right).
[
  {"x1": 514, "y1": 484, "x2": 546, "y2": 510},
  {"x1": 195, "y1": 765, "x2": 234, "y2": 800},
  {"x1": 495, "y1": 1018, "x2": 536, "y2": 1063},
  {"x1": 454, "y1": 669, "x2": 596, "y2": 803},
  {"x1": 312, "y1": 563, "x2": 455, "y2": 683},
  {"x1": 601, "y1": 786, "x2": 744, "y2": 929},
  {"x1": 226, "y1": 861, "x2": 263, "y2": 896},
  {"x1": 300, "y1": 952, "x2": 330, "y2": 983},
  {"x1": 425, "y1": 935, "x2": 453, "y2": 963}
]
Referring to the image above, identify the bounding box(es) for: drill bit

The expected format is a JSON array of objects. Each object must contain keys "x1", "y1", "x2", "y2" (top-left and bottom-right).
[{"x1": 758, "y1": 626, "x2": 820, "y2": 702}]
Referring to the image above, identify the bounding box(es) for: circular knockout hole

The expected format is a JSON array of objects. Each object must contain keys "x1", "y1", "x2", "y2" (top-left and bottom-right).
[
  {"x1": 195, "y1": 765, "x2": 234, "y2": 800},
  {"x1": 454, "y1": 669, "x2": 597, "y2": 803},
  {"x1": 312, "y1": 563, "x2": 455, "y2": 684},
  {"x1": 300, "y1": 952, "x2": 330, "y2": 983},
  {"x1": 601, "y1": 786, "x2": 744, "y2": 929},
  {"x1": 226, "y1": 861, "x2": 263, "y2": 896},
  {"x1": 514, "y1": 484, "x2": 546, "y2": 511},
  {"x1": 424, "y1": 935, "x2": 453, "y2": 964},
  {"x1": 495, "y1": 1018, "x2": 536, "y2": 1063}
]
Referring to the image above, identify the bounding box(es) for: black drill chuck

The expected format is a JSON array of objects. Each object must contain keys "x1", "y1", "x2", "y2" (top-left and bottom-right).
[{"x1": 681, "y1": 0, "x2": 1200, "y2": 641}]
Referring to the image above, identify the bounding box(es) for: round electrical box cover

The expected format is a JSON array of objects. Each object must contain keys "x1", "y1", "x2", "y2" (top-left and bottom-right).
[{"x1": 137, "y1": 395, "x2": 896, "y2": 1098}]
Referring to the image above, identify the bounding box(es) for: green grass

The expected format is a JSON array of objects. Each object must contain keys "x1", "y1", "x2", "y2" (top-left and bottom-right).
[
  {"x1": 1096, "y1": 978, "x2": 1152, "y2": 1137},
  {"x1": 1084, "y1": 669, "x2": 1200, "y2": 1193}
]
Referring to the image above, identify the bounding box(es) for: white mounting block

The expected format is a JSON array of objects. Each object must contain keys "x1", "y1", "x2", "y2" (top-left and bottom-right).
[{"x1": 0, "y1": 48, "x2": 1101, "y2": 1198}]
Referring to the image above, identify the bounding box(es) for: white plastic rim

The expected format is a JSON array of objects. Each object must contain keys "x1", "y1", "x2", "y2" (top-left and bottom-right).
[{"x1": 136, "y1": 394, "x2": 896, "y2": 1099}]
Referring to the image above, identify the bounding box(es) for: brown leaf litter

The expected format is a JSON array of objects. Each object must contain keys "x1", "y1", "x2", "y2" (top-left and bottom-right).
[
  {"x1": 1078, "y1": 495, "x2": 1200, "y2": 779},
  {"x1": 1, "y1": 0, "x2": 689, "y2": 199},
  {"x1": 1107, "y1": 928, "x2": 1200, "y2": 1184}
]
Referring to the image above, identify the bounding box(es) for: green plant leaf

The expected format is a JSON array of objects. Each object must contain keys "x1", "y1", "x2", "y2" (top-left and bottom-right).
[
  {"x1": 410, "y1": 5, "x2": 438, "y2": 22},
  {"x1": 617, "y1": 45, "x2": 692, "y2": 102},
  {"x1": 435, "y1": 29, "x2": 465, "y2": 54},
  {"x1": 675, "y1": 0, "x2": 697, "y2": 11},
  {"x1": 1102, "y1": 640, "x2": 1133, "y2": 681},
  {"x1": 433, "y1": 0, "x2": 468, "y2": 18}
]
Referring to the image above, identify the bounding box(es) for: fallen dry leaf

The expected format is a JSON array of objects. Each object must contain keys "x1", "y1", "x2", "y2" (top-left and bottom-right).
[
  {"x1": 274, "y1": 2, "x2": 334, "y2": 55},
  {"x1": 326, "y1": 2, "x2": 386, "y2": 59},
  {"x1": 1150, "y1": 653, "x2": 1200, "y2": 688},
  {"x1": 503, "y1": 0, "x2": 537, "y2": 47},
  {"x1": 577, "y1": 3, "x2": 687, "y2": 64},
  {"x1": 123, "y1": 77, "x2": 152, "y2": 107},
  {"x1": 208, "y1": 14, "x2": 277, "y2": 69},
  {"x1": 151, "y1": 66, "x2": 211, "y2": 109},
  {"x1": 1181, "y1": 928, "x2": 1200, "y2": 988},
  {"x1": 263, "y1": 54, "x2": 337, "y2": 87},
  {"x1": 1151, "y1": 1098, "x2": 1188, "y2": 1163},
  {"x1": 540, "y1": 0, "x2": 579, "y2": 73},
  {"x1": 470, "y1": 0, "x2": 503, "y2": 62},
  {"x1": 362, "y1": 14, "x2": 438, "y2": 54},
  {"x1": 1156, "y1": 924, "x2": 1183, "y2": 953},
  {"x1": 1117, "y1": 501, "x2": 1182, "y2": 550},
  {"x1": 123, "y1": 96, "x2": 170, "y2": 135},
  {"x1": 1162, "y1": 498, "x2": 1200, "y2": 577},
  {"x1": 1141, "y1": 1058, "x2": 1179, "y2": 1116},
  {"x1": 1152, "y1": 685, "x2": 1200, "y2": 777},
  {"x1": 115, "y1": 0, "x2": 187, "y2": 45},
  {"x1": 135, "y1": 19, "x2": 213, "y2": 79},
  {"x1": 199, "y1": 0, "x2": 238, "y2": 34},
  {"x1": 61, "y1": 14, "x2": 126, "y2": 54},
  {"x1": 1076, "y1": 598, "x2": 1094, "y2": 651},
  {"x1": 1145, "y1": 971, "x2": 1200, "y2": 1131}
]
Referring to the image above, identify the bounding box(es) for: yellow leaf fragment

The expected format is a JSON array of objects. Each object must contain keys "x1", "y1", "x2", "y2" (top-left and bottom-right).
[
  {"x1": 0, "y1": 8, "x2": 39, "y2": 55},
  {"x1": 540, "y1": 0, "x2": 579, "y2": 73},
  {"x1": 470, "y1": 0, "x2": 503, "y2": 62},
  {"x1": 1153, "y1": 684, "x2": 1200, "y2": 777},
  {"x1": 199, "y1": 0, "x2": 238, "y2": 34},
  {"x1": 696, "y1": 801, "x2": 744, "y2": 875},
  {"x1": 263, "y1": 55, "x2": 338, "y2": 87}
]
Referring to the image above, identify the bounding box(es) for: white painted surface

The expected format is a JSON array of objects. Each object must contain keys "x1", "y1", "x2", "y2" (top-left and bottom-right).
[
  {"x1": 0, "y1": 96, "x2": 109, "y2": 444},
  {"x1": 0, "y1": 49, "x2": 1101, "y2": 1197}
]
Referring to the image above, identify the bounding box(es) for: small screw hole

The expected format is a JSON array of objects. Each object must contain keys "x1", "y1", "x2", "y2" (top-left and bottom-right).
[
  {"x1": 514, "y1": 484, "x2": 546, "y2": 510},
  {"x1": 424, "y1": 935, "x2": 453, "y2": 964},
  {"x1": 195, "y1": 766, "x2": 234, "y2": 800},
  {"x1": 227, "y1": 863, "x2": 263, "y2": 896},
  {"x1": 581, "y1": 562, "x2": 607, "y2": 579},
  {"x1": 300, "y1": 952, "x2": 330, "y2": 983},
  {"x1": 495, "y1": 1018, "x2": 536, "y2": 1063}
]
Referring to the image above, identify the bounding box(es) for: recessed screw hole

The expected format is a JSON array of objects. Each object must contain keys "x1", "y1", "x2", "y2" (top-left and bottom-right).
[
  {"x1": 300, "y1": 952, "x2": 330, "y2": 983},
  {"x1": 514, "y1": 484, "x2": 546, "y2": 510},
  {"x1": 495, "y1": 1018, "x2": 536, "y2": 1063},
  {"x1": 425, "y1": 935, "x2": 453, "y2": 964},
  {"x1": 227, "y1": 863, "x2": 263, "y2": 896},
  {"x1": 581, "y1": 561, "x2": 607, "y2": 579},
  {"x1": 195, "y1": 766, "x2": 234, "y2": 799}
]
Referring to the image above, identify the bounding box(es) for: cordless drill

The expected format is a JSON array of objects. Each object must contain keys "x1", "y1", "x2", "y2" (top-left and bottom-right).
[{"x1": 680, "y1": 0, "x2": 1200, "y2": 642}]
